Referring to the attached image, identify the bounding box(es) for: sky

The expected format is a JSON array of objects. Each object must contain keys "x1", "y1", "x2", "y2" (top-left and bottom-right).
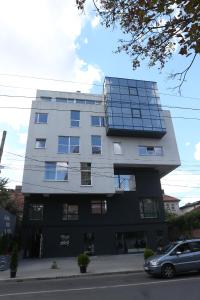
[{"x1": 0, "y1": 0, "x2": 200, "y2": 207}]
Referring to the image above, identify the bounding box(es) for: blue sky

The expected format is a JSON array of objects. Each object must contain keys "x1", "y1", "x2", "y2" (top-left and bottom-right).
[{"x1": 0, "y1": 0, "x2": 200, "y2": 206}]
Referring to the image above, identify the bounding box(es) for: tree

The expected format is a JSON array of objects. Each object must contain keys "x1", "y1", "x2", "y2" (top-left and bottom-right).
[
  {"x1": 76, "y1": 0, "x2": 200, "y2": 91},
  {"x1": 0, "y1": 177, "x2": 17, "y2": 214}
]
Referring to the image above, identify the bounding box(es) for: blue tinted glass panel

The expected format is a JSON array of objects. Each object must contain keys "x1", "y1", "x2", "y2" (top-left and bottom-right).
[
  {"x1": 35, "y1": 113, "x2": 48, "y2": 123},
  {"x1": 45, "y1": 162, "x2": 56, "y2": 180}
]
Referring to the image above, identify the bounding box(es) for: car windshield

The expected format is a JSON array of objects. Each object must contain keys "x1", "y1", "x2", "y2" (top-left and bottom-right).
[{"x1": 157, "y1": 242, "x2": 178, "y2": 254}]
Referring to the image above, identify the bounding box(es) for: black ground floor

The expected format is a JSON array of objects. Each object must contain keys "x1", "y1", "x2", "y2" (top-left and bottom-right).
[{"x1": 22, "y1": 223, "x2": 167, "y2": 258}]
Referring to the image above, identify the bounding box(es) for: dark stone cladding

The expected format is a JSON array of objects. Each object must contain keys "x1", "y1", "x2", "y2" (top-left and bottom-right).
[{"x1": 22, "y1": 170, "x2": 168, "y2": 257}]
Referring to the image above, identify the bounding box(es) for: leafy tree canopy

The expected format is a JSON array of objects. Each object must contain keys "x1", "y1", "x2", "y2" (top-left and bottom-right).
[
  {"x1": 0, "y1": 177, "x2": 17, "y2": 215},
  {"x1": 76, "y1": 0, "x2": 200, "y2": 90}
]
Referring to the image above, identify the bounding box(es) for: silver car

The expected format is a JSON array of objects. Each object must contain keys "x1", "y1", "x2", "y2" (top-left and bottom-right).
[{"x1": 144, "y1": 239, "x2": 200, "y2": 279}]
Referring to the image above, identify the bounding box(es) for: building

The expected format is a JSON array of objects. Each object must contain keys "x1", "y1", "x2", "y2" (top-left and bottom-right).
[
  {"x1": 180, "y1": 201, "x2": 200, "y2": 215},
  {"x1": 9, "y1": 185, "x2": 24, "y2": 220},
  {"x1": 22, "y1": 76, "x2": 180, "y2": 258},
  {"x1": 0, "y1": 208, "x2": 16, "y2": 236},
  {"x1": 163, "y1": 194, "x2": 181, "y2": 215}
]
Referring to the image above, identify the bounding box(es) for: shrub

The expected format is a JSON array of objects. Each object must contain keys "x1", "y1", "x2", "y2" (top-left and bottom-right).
[
  {"x1": 144, "y1": 248, "x2": 154, "y2": 260},
  {"x1": 77, "y1": 253, "x2": 90, "y2": 266}
]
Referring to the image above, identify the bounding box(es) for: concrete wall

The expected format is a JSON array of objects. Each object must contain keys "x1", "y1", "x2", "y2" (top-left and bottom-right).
[{"x1": 22, "y1": 90, "x2": 180, "y2": 194}]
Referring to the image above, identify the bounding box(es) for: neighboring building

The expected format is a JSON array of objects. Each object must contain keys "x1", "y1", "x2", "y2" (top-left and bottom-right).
[
  {"x1": 180, "y1": 201, "x2": 200, "y2": 215},
  {"x1": 22, "y1": 76, "x2": 180, "y2": 258},
  {"x1": 9, "y1": 185, "x2": 24, "y2": 220},
  {"x1": 0, "y1": 208, "x2": 16, "y2": 236},
  {"x1": 163, "y1": 194, "x2": 181, "y2": 215}
]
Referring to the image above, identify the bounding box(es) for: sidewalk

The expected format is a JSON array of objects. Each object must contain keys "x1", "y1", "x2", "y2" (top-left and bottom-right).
[{"x1": 0, "y1": 253, "x2": 144, "y2": 281}]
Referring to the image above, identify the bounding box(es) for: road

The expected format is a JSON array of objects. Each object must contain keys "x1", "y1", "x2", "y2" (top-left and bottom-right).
[{"x1": 0, "y1": 272, "x2": 200, "y2": 300}]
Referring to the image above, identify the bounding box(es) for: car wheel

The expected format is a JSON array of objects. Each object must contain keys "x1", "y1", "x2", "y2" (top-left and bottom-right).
[{"x1": 161, "y1": 264, "x2": 175, "y2": 279}]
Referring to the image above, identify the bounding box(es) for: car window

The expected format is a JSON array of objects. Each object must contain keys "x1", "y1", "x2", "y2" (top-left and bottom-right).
[
  {"x1": 176, "y1": 243, "x2": 191, "y2": 254},
  {"x1": 190, "y1": 241, "x2": 200, "y2": 252},
  {"x1": 158, "y1": 242, "x2": 178, "y2": 254}
]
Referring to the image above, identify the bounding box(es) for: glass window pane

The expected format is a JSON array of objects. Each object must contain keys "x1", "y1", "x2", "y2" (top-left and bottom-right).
[
  {"x1": 35, "y1": 113, "x2": 48, "y2": 123},
  {"x1": 35, "y1": 139, "x2": 46, "y2": 148},
  {"x1": 71, "y1": 110, "x2": 80, "y2": 127},
  {"x1": 29, "y1": 204, "x2": 43, "y2": 220},
  {"x1": 45, "y1": 162, "x2": 56, "y2": 180}
]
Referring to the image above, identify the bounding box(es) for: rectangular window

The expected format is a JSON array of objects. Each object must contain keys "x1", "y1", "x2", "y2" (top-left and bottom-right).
[
  {"x1": 81, "y1": 162, "x2": 91, "y2": 185},
  {"x1": 58, "y1": 136, "x2": 80, "y2": 153},
  {"x1": 60, "y1": 234, "x2": 70, "y2": 246},
  {"x1": 91, "y1": 135, "x2": 101, "y2": 154},
  {"x1": 91, "y1": 200, "x2": 107, "y2": 215},
  {"x1": 91, "y1": 116, "x2": 105, "y2": 127},
  {"x1": 29, "y1": 204, "x2": 43, "y2": 220},
  {"x1": 113, "y1": 142, "x2": 122, "y2": 154},
  {"x1": 114, "y1": 175, "x2": 136, "y2": 191},
  {"x1": 62, "y1": 204, "x2": 79, "y2": 220},
  {"x1": 44, "y1": 162, "x2": 68, "y2": 181},
  {"x1": 139, "y1": 198, "x2": 158, "y2": 219},
  {"x1": 139, "y1": 146, "x2": 163, "y2": 156},
  {"x1": 132, "y1": 109, "x2": 141, "y2": 118},
  {"x1": 35, "y1": 113, "x2": 48, "y2": 124},
  {"x1": 71, "y1": 110, "x2": 80, "y2": 127},
  {"x1": 35, "y1": 138, "x2": 46, "y2": 149},
  {"x1": 129, "y1": 87, "x2": 138, "y2": 95}
]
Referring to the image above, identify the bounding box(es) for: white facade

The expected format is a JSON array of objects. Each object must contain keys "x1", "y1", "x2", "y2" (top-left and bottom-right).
[{"x1": 22, "y1": 89, "x2": 181, "y2": 194}]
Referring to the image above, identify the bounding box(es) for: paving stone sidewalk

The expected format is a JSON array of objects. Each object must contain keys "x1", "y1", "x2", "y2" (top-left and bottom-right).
[{"x1": 0, "y1": 253, "x2": 144, "y2": 281}]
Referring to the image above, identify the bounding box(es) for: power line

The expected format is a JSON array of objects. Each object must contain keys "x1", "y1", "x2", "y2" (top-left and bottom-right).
[{"x1": 0, "y1": 73, "x2": 200, "y2": 101}]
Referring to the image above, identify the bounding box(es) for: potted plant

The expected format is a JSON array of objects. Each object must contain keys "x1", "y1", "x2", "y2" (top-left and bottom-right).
[
  {"x1": 77, "y1": 253, "x2": 90, "y2": 273},
  {"x1": 10, "y1": 244, "x2": 18, "y2": 278}
]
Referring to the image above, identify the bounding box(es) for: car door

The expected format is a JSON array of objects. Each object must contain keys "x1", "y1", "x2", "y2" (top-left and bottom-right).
[
  {"x1": 189, "y1": 241, "x2": 200, "y2": 270},
  {"x1": 169, "y1": 242, "x2": 194, "y2": 273}
]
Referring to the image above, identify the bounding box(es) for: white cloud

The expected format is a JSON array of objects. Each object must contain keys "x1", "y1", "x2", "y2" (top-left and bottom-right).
[
  {"x1": 0, "y1": 0, "x2": 103, "y2": 131},
  {"x1": 194, "y1": 142, "x2": 200, "y2": 160},
  {"x1": 0, "y1": 0, "x2": 103, "y2": 188},
  {"x1": 18, "y1": 133, "x2": 28, "y2": 145},
  {"x1": 91, "y1": 15, "x2": 100, "y2": 28},
  {"x1": 161, "y1": 169, "x2": 200, "y2": 195},
  {"x1": 83, "y1": 37, "x2": 88, "y2": 44}
]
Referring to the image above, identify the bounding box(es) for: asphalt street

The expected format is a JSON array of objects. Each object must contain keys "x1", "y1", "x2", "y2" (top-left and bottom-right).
[{"x1": 0, "y1": 272, "x2": 200, "y2": 300}]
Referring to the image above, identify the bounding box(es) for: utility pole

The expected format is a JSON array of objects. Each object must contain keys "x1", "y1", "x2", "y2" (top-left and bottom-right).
[{"x1": 0, "y1": 130, "x2": 7, "y2": 164}]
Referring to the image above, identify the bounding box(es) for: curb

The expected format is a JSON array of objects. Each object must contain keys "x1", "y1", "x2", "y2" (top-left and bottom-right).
[{"x1": 0, "y1": 269, "x2": 144, "y2": 283}]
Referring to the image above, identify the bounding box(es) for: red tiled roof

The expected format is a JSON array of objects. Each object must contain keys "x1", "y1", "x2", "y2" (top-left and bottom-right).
[{"x1": 163, "y1": 194, "x2": 180, "y2": 202}]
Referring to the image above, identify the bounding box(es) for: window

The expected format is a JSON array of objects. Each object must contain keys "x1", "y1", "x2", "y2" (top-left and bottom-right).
[
  {"x1": 139, "y1": 198, "x2": 158, "y2": 218},
  {"x1": 190, "y1": 241, "x2": 200, "y2": 252},
  {"x1": 91, "y1": 116, "x2": 105, "y2": 127},
  {"x1": 129, "y1": 87, "x2": 138, "y2": 95},
  {"x1": 175, "y1": 243, "x2": 191, "y2": 254},
  {"x1": 58, "y1": 136, "x2": 80, "y2": 153},
  {"x1": 29, "y1": 204, "x2": 43, "y2": 220},
  {"x1": 35, "y1": 113, "x2": 48, "y2": 124},
  {"x1": 44, "y1": 162, "x2": 68, "y2": 181},
  {"x1": 114, "y1": 175, "x2": 136, "y2": 191},
  {"x1": 139, "y1": 146, "x2": 163, "y2": 156},
  {"x1": 113, "y1": 142, "x2": 122, "y2": 154},
  {"x1": 62, "y1": 204, "x2": 79, "y2": 220},
  {"x1": 81, "y1": 162, "x2": 91, "y2": 185},
  {"x1": 71, "y1": 110, "x2": 80, "y2": 127},
  {"x1": 35, "y1": 138, "x2": 46, "y2": 149},
  {"x1": 91, "y1": 200, "x2": 107, "y2": 215},
  {"x1": 91, "y1": 135, "x2": 101, "y2": 154},
  {"x1": 132, "y1": 109, "x2": 141, "y2": 118},
  {"x1": 60, "y1": 234, "x2": 70, "y2": 246}
]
